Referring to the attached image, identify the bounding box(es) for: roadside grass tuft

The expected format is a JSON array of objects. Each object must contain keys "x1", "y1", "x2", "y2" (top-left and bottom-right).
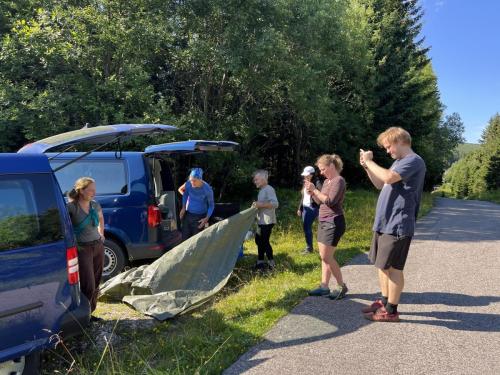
[{"x1": 432, "y1": 185, "x2": 500, "y2": 204}]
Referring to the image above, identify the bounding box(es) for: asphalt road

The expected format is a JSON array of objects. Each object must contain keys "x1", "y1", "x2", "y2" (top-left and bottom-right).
[{"x1": 225, "y1": 198, "x2": 500, "y2": 375}]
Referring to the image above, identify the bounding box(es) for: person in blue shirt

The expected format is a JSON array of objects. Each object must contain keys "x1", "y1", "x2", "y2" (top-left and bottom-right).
[
  {"x1": 179, "y1": 168, "x2": 215, "y2": 241},
  {"x1": 359, "y1": 127, "x2": 426, "y2": 323}
]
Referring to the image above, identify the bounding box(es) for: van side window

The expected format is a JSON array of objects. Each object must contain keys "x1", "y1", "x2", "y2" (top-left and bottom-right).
[
  {"x1": 50, "y1": 160, "x2": 128, "y2": 196},
  {"x1": 0, "y1": 175, "x2": 64, "y2": 251}
]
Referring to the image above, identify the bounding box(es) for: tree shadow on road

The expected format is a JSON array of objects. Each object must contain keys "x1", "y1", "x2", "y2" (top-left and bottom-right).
[
  {"x1": 402, "y1": 310, "x2": 500, "y2": 332},
  {"x1": 224, "y1": 290, "x2": 374, "y2": 374},
  {"x1": 226, "y1": 288, "x2": 500, "y2": 374},
  {"x1": 350, "y1": 291, "x2": 500, "y2": 307},
  {"x1": 349, "y1": 291, "x2": 500, "y2": 332}
]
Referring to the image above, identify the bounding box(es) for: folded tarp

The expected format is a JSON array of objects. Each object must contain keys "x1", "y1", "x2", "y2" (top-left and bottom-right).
[{"x1": 99, "y1": 207, "x2": 257, "y2": 320}]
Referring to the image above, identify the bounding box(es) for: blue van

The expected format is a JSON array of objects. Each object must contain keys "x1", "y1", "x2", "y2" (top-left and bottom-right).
[
  {"x1": 1, "y1": 124, "x2": 177, "y2": 373},
  {"x1": 0, "y1": 154, "x2": 90, "y2": 374},
  {"x1": 19, "y1": 126, "x2": 239, "y2": 279}
]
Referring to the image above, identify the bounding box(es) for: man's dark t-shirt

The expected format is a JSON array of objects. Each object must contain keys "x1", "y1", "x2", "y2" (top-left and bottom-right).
[{"x1": 373, "y1": 153, "x2": 426, "y2": 237}]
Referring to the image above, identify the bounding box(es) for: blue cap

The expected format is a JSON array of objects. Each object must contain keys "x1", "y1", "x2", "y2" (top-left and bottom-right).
[{"x1": 189, "y1": 168, "x2": 203, "y2": 180}]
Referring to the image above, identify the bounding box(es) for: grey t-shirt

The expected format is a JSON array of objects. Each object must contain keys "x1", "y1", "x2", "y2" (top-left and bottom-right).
[
  {"x1": 373, "y1": 153, "x2": 426, "y2": 237},
  {"x1": 67, "y1": 200, "x2": 102, "y2": 243},
  {"x1": 257, "y1": 185, "x2": 279, "y2": 225}
]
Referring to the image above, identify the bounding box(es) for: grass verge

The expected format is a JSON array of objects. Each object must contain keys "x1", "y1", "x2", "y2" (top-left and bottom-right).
[
  {"x1": 432, "y1": 185, "x2": 500, "y2": 204},
  {"x1": 42, "y1": 189, "x2": 433, "y2": 374}
]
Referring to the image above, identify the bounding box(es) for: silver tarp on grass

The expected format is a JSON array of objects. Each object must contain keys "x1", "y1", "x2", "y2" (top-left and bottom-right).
[{"x1": 99, "y1": 207, "x2": 256, "y2": 320}]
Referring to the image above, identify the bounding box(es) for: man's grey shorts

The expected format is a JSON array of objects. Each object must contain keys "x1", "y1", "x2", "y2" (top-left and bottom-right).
[{"x1": 369, "y1": 232, "x2": 413, "y2": 270}]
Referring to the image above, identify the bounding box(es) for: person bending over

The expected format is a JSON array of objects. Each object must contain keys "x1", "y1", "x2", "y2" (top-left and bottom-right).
[{"x1": 180, "y1": 168, "x2": 215, "y2": 241}]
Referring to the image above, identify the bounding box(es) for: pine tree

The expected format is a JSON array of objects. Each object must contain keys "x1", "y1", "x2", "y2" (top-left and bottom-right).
[
  {"x1": 368, "y1": 0, "x2": 440, "y2": 139},
  {"x1": 482, "y1": 114, "x2": 500, "y2": 190}
]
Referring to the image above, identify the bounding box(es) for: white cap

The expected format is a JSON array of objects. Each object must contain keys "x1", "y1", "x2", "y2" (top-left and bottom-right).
[{"x1": 301, "y1": 166, "x2": 315, "y2": 176}]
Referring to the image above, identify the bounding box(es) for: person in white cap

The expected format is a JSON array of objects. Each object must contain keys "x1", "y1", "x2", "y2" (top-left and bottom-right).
[{"x1": 297, "y1": 166, "x2": 323, "y2": 254}]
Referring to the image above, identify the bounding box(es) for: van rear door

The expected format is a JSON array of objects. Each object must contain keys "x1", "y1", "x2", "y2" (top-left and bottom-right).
[{"x1": 143, "y1": 140, "x2": 239, "y2": 249}]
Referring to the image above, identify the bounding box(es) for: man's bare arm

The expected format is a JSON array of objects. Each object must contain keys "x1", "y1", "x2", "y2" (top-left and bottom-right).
[
  {"x1": 360, "y1": 149, "x2": 401, "y2": 188},
  {"x1": 365, "y1": 167, "x2": 385, "y2": 190},
  {"x1": 365, "y1": 159, "x2": 402, "y2": 185}
]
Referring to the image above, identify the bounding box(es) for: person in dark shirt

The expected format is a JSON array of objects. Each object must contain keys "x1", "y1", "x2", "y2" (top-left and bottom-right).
[{"x1": 360, "y1": 127, "x2": 426, "y2": 322}]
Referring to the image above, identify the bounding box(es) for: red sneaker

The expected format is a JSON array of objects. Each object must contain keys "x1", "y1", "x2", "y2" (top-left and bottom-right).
[
  {"x1": 361, "y1": 299, "x2": 384, "y2": 313},
  {"x1": 364, "y1": 306, "x2": 400, "y2": 322}
]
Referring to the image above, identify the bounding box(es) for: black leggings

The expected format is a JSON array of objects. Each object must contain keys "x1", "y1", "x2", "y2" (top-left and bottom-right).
[
  {"x1": 256, "y1": 224, "x2": 274, "y2": 261},
  {"x1": 182, "y1": 212, "x2": 206, "y2": 241}
]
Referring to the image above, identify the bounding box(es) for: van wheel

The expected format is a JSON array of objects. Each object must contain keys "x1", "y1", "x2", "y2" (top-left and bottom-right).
[
  {"x1": 102, "y1": 239, "x2": 126, "y2": 281},
  {"x1": 0, "y1": 352, "x2": 41, "y2": 375}
]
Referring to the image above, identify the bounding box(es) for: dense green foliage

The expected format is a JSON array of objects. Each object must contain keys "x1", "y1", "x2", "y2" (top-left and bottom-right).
[
  {"x1": 441, "y1": 114, "x2": 500, "y2": 199},
  {"x1": 0, "y1": 0, "x2": 462, "y2": 189},
  {"x1": 451, "y1": 142, "x2": 480, "y2": 164}
]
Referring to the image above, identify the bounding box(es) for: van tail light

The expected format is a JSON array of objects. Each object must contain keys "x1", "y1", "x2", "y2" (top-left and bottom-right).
[
  {"x1": 67, "y1": 246, "x2": 80, "y2": 285},
  {"x1": 148, "y1": 204, "x2": 161, "y2": 227}
]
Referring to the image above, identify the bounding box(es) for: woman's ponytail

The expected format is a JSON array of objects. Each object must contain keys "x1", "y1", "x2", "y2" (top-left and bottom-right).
[{"x1": 68, "y1": 188, "x2": 79, "y2": 201}]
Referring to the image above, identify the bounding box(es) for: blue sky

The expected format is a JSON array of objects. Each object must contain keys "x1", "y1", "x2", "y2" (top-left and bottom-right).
[{"x1": 421, "y1": 0, "x2": 500, "y2": 143}]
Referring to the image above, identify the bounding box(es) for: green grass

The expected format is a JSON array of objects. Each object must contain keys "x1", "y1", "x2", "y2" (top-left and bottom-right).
[
  {"x1": 474, "y1": 190, "x2": 500, "y2": 204},
  {"x1": 43, "y1": 189, "x2": 434, "y2": 375},
  {"x1": 433, "y1": 185, "x2": 500, "y2": 204}
]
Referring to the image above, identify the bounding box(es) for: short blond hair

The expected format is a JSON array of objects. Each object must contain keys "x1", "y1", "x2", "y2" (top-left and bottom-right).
[
  {"x1": 377, "y1": 127, "x2": 412, "y2": 147},
  {"x1": 316, "y1": 154, "x2": 343, "y2": 173},
  {"x1": 68, "y1": 177, "x2": 95, "y2": 200}
]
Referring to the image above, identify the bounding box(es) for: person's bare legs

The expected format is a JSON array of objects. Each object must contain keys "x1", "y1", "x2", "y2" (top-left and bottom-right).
[
  {"x1": 319, "y1": 242, "x2": 343, "y2": 286},
  {"x1": 378, "y1": 268, "x2": 389, "y2": 298},
  {"x1": 387, "y1": 267, "x2": 404, "y2": 304},
  {"x1": 329, "y1": 246, "x2": 344, "y2": 286},
  {"x1": 365, "y1": 267, "x2": 403, "y2": 319},
  {"x1": 377, "y1": 268, "x2": 403, "y2": 303},
  {"x1": 318, "y1": 242, "x2": 332, "y2": 288}
]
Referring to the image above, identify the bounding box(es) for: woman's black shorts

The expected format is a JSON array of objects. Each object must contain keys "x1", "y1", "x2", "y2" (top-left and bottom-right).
[{"x1": 317, "y1": 215, "x2": 346, "y2": 247}]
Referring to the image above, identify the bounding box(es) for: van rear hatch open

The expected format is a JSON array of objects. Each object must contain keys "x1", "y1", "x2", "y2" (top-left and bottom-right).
[
  {"x1": 18, "y1": 124, "x2": 177, "y2": 154},
  {"x1": 144, "y1": 140, "x2": 239, "y2": 156}
]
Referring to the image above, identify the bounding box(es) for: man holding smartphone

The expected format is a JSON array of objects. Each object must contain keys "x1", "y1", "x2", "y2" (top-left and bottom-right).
[{"x1": 360, "y1": 127, "x2": 426, "y2": 322}]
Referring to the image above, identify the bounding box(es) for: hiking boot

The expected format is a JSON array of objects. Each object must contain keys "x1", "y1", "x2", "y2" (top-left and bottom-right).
[
  {"x1": 253, "y1": 262, "x2": 267, "y2": 272},
  {"x1": 361, "y1": 299, "x2": 384, "y2": 313},
  {"x1": 308, "y1": 286, "x2": 330, "y2": 297},
  {"x1": 301, "y1": 247, "x2": 313, "y2": 255},
  {"x1": 328, "y1": 283, "x2": 348, "y2": 300},
  {"x1": 364, "y1": 306, "x2": 400, "y2": 322}
]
